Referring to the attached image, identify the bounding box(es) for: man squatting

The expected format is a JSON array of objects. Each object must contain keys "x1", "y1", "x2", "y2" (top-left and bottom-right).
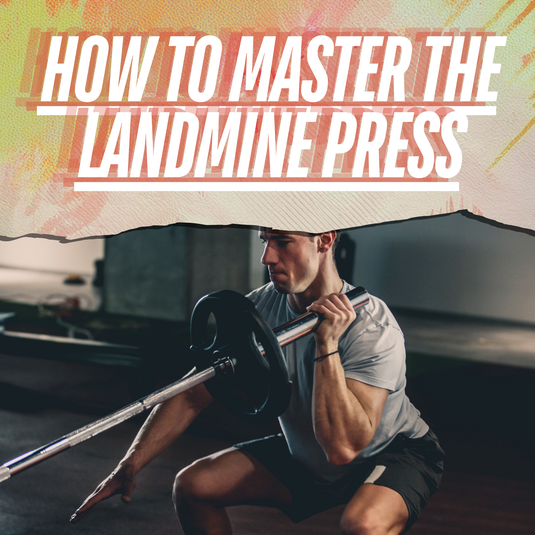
[{"x1": 71, "y1": 229, "x2": 444, "y2": 534}]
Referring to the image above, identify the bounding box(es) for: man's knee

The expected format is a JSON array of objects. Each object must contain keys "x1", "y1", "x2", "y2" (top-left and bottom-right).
[
  {"x1": 340, "y1": 507, "x2": 394, "y2": 535},
  {"x1": 173, "y1": 458, "x2": 214, "y2": 507}
]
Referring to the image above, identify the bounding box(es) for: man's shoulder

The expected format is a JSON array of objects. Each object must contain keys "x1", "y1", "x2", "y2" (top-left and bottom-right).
[
  {"x1": 343, "y1": 285, "x2": 403, "y2": 338},
  {"x1": 363, "y1": 294, "x2": 401, "y2": 328},
  {"x1": 247, "y1": 282, "x2": 278, "y2": 303},
  {"x1": 247, "y1": 282, "x2": 287, "y2": 313},
  {"x1": 247, "y1": 283, "x2": 289, "y2": 327}
]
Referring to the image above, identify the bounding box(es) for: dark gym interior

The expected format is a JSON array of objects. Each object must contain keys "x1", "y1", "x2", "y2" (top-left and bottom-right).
[{"x1": 1, "y1": 216, "x2": 534, "y2": 535}]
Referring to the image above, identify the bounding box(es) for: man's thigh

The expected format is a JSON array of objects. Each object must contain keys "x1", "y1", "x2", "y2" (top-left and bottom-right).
[{"x1": 175, "y1": 447, "x2": 294, "y2": 508}]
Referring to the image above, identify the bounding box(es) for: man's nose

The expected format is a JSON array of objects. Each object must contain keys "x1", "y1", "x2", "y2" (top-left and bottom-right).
[{"x1": 261, "y1": 243, "x2": 277, "y2": 266}]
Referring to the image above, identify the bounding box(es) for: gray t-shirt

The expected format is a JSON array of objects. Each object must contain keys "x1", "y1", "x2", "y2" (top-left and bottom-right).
[{"x1": 247, "y1": 281, "x2": 428, "y2": 490}]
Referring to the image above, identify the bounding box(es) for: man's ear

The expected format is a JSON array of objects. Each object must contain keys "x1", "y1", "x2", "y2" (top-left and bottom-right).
[{"x1": 317, "y1": 231, "x2": 336, "y2": 253}]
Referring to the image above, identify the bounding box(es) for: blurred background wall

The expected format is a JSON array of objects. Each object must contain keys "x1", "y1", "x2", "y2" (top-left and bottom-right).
[
  {"x1": 346, "y1": 213, "x2": 535, "y2": 323},
  {"x1": 0, "y1": 236, "x2": 104, "y2": 275},
  {"x1": 0, "y1": 213, "x2": 533, "y2": 324}
]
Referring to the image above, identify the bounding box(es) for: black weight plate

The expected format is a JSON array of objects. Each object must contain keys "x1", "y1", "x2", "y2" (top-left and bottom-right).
[{"x1": 190, "y1": 290, "x2": 291, "y2": 424}]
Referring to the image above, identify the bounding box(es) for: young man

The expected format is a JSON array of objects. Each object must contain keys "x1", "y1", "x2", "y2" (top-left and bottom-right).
[{"x1": 71, "y1": 230, "x2": 443, "y2": 534}]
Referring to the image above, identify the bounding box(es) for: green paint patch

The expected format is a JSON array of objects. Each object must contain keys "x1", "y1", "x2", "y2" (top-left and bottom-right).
[{"x1": 0, "y1": 0, "x2": 84, "y2": 168}]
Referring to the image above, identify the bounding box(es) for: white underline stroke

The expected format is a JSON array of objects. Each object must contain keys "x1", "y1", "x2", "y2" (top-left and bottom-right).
[{"x1": 74, "y1": 182, "x2": 460, "y2": 192}]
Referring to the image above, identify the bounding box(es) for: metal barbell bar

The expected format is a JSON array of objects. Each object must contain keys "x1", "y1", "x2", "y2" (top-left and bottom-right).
[{"x1": 0, "y1": 287, "x2": 369, "y2": 483}]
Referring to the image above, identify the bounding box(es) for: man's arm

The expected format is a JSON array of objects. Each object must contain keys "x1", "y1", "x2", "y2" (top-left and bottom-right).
[
  {"x1": 307, "y1": 293, "x2": 389, "y2": 466},
  {"x1": 70, "y1": 383, "x2": 213, "y2": 522}
]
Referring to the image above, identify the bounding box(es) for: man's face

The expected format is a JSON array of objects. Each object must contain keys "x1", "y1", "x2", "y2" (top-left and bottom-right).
[{"x1": 259, "y1": 229, "x2": 320, "y2": 294}]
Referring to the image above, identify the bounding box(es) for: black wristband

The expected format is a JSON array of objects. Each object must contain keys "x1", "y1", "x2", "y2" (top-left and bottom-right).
[{"x1": 314, "y1": 350, "x2": 339, "y2": 362}]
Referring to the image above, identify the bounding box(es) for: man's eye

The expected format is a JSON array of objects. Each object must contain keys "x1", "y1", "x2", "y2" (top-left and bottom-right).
[{"x1": 277, "y1": 240, "x2": 291, "y2": 246}]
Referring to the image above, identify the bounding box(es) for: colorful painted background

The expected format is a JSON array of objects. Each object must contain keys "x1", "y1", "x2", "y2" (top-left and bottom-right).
[{"x1": 0, "y1": 0, "x2": 534, "y2": 238}]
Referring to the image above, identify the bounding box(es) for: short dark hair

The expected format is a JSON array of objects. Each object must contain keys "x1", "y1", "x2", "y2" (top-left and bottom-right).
[{"x1": 332, "y1": 231, "x2": 341, "y2": 254}]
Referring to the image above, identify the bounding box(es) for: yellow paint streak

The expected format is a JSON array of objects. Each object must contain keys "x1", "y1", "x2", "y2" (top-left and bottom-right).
[
  {"x1": 484, "y1": 0, "x2": 517, "y2": 29},
  {"x1": 444, "y1": 0, "x2": 474, "y2": 27},
  {"x1": 487, "y1": 114, "x2": 535, "y2": 170},
  {"x1": 504, "y1": 0, "x2": 535, "y2": 34}
]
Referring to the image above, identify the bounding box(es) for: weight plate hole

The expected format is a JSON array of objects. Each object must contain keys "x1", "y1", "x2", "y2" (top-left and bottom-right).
[{"x1": 200, "y1": 312, "x2": 217, "y2": 348}]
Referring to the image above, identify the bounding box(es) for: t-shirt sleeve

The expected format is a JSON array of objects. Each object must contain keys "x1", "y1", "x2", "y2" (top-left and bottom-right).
[{"x1": 340, "y1": 322, "x2": 405, "y2": 391}]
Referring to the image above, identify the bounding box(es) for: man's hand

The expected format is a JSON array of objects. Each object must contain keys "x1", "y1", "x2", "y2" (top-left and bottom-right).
[
  {"x1": 69, "y1": 385, "x2": 211, "y2": 524},
  {"x1": 307, "y1": 293, "x2": 356, "y2": 352},
  {"x1": 70, "y1": 462, "x2": 137, "y2": 523}
]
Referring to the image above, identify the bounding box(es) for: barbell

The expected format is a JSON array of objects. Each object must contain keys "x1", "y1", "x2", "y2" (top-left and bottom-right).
[{"x1": 0, "y1": 286, "x2": 369, "y2": 483}]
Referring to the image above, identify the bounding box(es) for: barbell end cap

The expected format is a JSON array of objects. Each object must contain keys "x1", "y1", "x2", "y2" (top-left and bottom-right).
[
  {"x1": 0, "y1": 466, "x2": 11, "y2": 483},
  {"x1": 212, "y1": 353, "x2": 236, "y2": 378}
]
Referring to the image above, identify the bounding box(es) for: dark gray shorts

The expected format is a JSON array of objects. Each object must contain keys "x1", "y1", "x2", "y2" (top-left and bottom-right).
[{"x1": 235, "y1": 429, "x2": 444, "y2": 532}]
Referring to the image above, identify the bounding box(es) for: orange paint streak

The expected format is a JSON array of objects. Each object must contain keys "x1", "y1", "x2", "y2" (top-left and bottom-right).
[
  {"x1": 38, "y1": 187, "x2": 109, "y2": 236},
  {"x1": 0, "y1": 0, "x2": 12, "y2": 5},
  {"x1": 472, "y1": 204, "x2": 483, "y2": 216},
  {"x1": 504, "y1": 0, "x2": 535, "y2": 35},
  {"x1": 484, "y1": 0, "x2": 517, "y2": 29},
  {"x1": 444, "y1": 0, "x2": 474, "y2": 27},
  {"x1": 46, "y1": 0, "x2": 67, "y2": 17},
  {"x1": 518, "y1": 46, "x2": 535, "y2": 74},
  {"x1": 487, "y1": 114, "x2": 535, "y2": 170}
]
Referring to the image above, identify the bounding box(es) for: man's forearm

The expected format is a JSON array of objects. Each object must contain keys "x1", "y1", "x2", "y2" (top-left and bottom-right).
[
  {"x1": 121, "y1": 383, "x2": 213, "y2": 472},
  {"x1": 312, "y1": 347, "x2": 375, "y2": 465},
  {"x1": 307, "y1": 294, "x2": 388, "y2": 467}
]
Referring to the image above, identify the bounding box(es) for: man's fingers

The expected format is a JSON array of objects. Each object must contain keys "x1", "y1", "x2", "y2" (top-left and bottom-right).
[
  {"x1": 70, "y1": 493, "x2": 106, "y2": 522},
  {"x1": 310, "y1": 298, "x2": 352, "y2": 319},
  {"x1": 70, "y1": 479, "x2": 122, "y2": 523},
  {"x1": 328, "y1": 293, "x2": 355, "y2": 315},
  {"x1": 307, "y1": 294, "x2": 356, "y2": 344},
  {"x1": 309, "y1": 294, "x2": 353, "y2": 312}
]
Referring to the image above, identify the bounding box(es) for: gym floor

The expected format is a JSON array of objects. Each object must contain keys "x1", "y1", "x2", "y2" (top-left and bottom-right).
[{"x1": 1, "y1": 343, "x2": 535, "y2": 535}]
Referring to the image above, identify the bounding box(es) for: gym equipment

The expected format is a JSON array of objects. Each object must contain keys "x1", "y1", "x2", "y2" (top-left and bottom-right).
[
  {"x1": 190, "y1": 290, "x2": 291, "y2": 424},
  {"x1": 0, "y1": 286, "x2": 369, "y2": 483}
]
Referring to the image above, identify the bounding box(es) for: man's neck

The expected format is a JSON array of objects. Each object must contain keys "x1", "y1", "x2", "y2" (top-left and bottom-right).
[{"x1": 287, "y1": 269, "x2": 344, "y2": 314}]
